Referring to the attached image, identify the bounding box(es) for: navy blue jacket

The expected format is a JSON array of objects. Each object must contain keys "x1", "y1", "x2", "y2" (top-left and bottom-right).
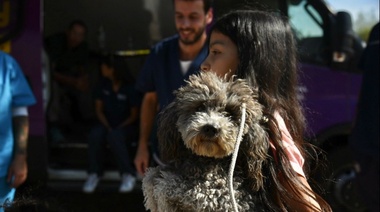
[{"x1": 135, "y1": 35, "x2": 208, "y2": 110}]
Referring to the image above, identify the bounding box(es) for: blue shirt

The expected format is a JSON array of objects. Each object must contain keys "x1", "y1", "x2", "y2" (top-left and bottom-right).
[
  {"x1": 135, "y1": 35, "x2": 208, "y2": 110},
  {"x1": 0, "y1": 51, "x2": 36, "y2": 177},
  {"x1": 95, "y1": 79, "x2": 140, "y2": 128}
]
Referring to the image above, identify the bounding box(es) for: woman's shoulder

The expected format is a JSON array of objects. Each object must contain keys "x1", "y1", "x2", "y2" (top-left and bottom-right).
[
  {"x1": 118, "y1": 82, "x2": 137, "y2": 94},
  {"x1": 273, "y1": 111, "x2": 305, "y2": 176},
  {"x1": 273, "y1": 111, "x2": 293, "y2": 141},
  {"x1": 97, "y1": 78, "x2": 112, "y2": 88}
]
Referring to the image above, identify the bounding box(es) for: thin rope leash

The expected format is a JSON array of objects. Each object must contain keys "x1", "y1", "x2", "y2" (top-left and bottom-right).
[{"x1": 228, "y1": 103, "x2": 246, "y2": 212}]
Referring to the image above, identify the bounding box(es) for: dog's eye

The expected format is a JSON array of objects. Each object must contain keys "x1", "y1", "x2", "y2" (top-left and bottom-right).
[
  {"x1": 196, "y1": 104, "x2": 206, "y2": 112},
  {"x1": 225, "y1": 107, "x2": 239, "y2": 120},
  {"x1": 225, "y1": 108, "x2": 234, "y2": 117}
]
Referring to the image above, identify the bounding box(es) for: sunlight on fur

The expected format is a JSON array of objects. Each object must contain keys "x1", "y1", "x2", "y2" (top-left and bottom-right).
[
  {"x1": 142, "y1": 71, "x2": 269, "y2": 212},
  {"x1": 179, "y1": 110, "x2": 237, "y2": 158}
]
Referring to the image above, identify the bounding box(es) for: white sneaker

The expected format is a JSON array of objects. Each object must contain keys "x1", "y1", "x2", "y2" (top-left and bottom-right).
[
  {"x1": 119, "y1": 174, "x2": 136, "y2": 193},
  {"x1": 83, "y1": 173, "x2": 100, "y2": 193}
]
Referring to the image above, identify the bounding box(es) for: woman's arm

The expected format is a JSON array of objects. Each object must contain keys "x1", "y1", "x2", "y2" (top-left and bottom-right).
[
  {"x1": 118, "y1": 106, "x2": 139, "y2": 128},
  {"x1": 274, "y1": 112, "x2": 324, "y2": 211},
  {"x1": 282, "y1": 175, "x2": 322, "y2": 211},
  {"x1": 95, "y1": 99, "x2": 111, "y2": 131}
]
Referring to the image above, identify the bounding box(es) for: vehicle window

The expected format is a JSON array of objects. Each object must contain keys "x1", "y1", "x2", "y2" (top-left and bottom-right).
[
  {"x1": 288, "y1": 0, "x2": 327, "y2": 65},
  {"x1": 288, "y1": 1, "x2": 323, "y2": 39},
  {"x1": 325, "y1": 0, "x2": 379, "y2": 42}
]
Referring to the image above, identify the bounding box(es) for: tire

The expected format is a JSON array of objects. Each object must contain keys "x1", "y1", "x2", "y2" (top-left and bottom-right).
[{"x1": 315, "y1": 138, "x2": 367, "y2": 212}]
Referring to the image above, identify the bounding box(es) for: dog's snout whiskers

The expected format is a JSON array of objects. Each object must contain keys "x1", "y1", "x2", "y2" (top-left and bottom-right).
[{"x1": 201, "y1": 124, "x2": 219, "y2": 138}]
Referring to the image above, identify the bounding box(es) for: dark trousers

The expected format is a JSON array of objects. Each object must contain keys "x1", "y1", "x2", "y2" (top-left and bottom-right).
[
  {"x1": 355, "y1": 153, "x2": 379, "y2": 212},
  {"x1": 87, "y1": 124, "x2": 137, "y2": 176}
]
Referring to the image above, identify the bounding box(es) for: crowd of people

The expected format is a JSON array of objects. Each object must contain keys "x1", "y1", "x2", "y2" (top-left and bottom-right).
[
  {"x1": 44, "y1": 21, "x2": 142, "y2": 193},
  {"x1": 1, "y1": 0, "x2": 378, "y2": 211}
]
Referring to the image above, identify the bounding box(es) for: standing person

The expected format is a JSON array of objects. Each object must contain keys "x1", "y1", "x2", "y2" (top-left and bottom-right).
[
  {"x1": 199, "y1": 10, "x2": 332, "y2": 211},
  {"x1": 0, "y1": 51, "x2": 36, "y2": 210},
  {"x1": 134, "y1": 0, "x2": 213, "y2": 176},
  {"x1": 83, "y1": 55, "x2": 140, "y2": 193},
  {"x1": 44, "y1": 20, "x2": 90, "y2": 142},
  {"x1": 349, "y1": 22, "x2": 379, "y2": 212}
]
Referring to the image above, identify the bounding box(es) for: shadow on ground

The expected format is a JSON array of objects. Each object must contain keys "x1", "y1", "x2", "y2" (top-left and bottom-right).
[{"x1": 14, "y1": 181, "x2": 146, "y2": 212}]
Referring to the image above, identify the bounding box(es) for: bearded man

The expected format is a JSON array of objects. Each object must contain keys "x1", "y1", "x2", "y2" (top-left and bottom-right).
[{"x1": 134, "y1": 0, "x2": 213, "y2": 176}]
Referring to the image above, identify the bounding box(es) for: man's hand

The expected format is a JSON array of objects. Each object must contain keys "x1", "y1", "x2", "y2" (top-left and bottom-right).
[
  {"x1": 134, "y1": 144, "x2": 150, "y2": 176},
  {"x1": 7, "y1": 154, "x2": 28, "y2": 188},
  {"x1": 135, "y1": 92, "x2": 157, "y2": 176}
]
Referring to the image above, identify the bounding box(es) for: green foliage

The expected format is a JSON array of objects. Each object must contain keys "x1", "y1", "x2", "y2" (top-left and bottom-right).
[
  {"x1": 353, "y1": 10, "x2": 378, "y2": 42},
  {"x1": 357, "y1": 27, "x2": 372, "y2": 42}
]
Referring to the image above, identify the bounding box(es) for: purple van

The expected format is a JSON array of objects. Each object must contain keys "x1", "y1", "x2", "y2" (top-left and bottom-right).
[{"x1": 2, "y1": 0, "x2": 365, "y2": 211}]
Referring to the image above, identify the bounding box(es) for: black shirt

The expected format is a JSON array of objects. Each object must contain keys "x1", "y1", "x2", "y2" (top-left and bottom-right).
[{"x1": 95, "y1": 79, "x2": 140, "y2": 128}]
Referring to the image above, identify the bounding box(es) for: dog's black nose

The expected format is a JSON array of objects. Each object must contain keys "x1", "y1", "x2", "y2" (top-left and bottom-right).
[{"x1": 201, "y1": 125, "x2": 219, "y2": 137}]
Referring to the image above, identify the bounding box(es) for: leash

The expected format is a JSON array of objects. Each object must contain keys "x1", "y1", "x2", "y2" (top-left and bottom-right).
[{"x1": 228, "y1": 103, "x2": 246, "y2": 212}]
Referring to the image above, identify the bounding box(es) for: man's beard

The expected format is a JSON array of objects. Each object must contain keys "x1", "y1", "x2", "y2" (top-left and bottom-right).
[{"x1": 178, "y1": 26, "x2": 205, "y2": 45}]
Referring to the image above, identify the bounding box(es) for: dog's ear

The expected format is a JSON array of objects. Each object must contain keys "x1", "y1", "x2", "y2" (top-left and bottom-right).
[
  {"x1": 157, "y1": 101, "x2": 186, "y2": 163},
  {"x1": 239, "y1": 122, "x2": 270, "y2": 192}
]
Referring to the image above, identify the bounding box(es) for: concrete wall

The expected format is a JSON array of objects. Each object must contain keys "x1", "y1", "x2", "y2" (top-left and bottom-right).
[
  {"x1": 43, "y1": 0, "x2": 275, "y2": 52},
  {"x1": 43, "y1": 0, "x2": 176, "y2": 52}
]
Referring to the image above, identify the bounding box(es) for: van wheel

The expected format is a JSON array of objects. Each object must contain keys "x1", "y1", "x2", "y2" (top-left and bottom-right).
[{"x1": 317, "y1": 141, "x2": 367, "y2": 212}]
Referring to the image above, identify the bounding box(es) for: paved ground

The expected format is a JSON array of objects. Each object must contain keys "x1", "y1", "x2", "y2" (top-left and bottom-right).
[{"x1": 15, "y1": 181, "x2": 146, "y2": 212}]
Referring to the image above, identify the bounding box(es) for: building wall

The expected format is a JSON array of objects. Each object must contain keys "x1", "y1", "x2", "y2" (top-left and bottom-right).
[{"x1": 43, "y1": 0, "x2": 176, "y2": 52}]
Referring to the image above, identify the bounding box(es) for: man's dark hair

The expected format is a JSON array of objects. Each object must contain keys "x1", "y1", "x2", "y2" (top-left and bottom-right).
[
  {"x1": 173, "y1": 0, "x2": 214, "y2": 13},
  {"x1": 68, "y1": 19, "x2": 87, "y2": 32}
]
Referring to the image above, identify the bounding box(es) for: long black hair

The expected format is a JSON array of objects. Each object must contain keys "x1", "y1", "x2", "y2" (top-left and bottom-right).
[
  {"x1": 211, "y1": 10, "x2": 303, "y2": 138},
  {"x1": 210, "y1": 10, "x2": 331, "y2": 211}
]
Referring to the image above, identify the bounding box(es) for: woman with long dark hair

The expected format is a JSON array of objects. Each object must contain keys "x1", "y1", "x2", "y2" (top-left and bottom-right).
[{"x1": 200, "y1": 10, "x2": 332, "y2": 211}]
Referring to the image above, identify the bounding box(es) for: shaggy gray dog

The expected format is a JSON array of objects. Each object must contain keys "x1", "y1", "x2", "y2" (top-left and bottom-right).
[{"x1": 143, "y1": 72, "x2": 270, "y2": 212}]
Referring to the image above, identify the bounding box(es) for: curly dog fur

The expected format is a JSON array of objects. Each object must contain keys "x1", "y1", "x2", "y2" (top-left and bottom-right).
[{"x1": 142, "y1": 72, "x2": 270, "y2": 212}]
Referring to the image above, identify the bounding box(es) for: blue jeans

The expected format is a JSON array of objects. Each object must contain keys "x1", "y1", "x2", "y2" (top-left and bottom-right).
[
  {"x1": 0, "y1": 176, "x2": 15, "y2": 212},
  {"x1": 87, "y1": 124, "x2": 137, "y2": 176}
]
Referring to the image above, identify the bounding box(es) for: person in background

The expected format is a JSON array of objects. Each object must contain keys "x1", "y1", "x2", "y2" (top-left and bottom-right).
[
  {"x1": 134, "y1": 0, "x2": 213, "y2": 177},
  {"x1": 349, "y1": 22, "x2": 379, "y2": 212},
  {"x1": 44, "y1": 20, "x2": 90, "y2": 142},
  {"x1": 0, "y1": 51, "x2": 36, "y2": 211},
  {"x1": 83, "y1": 55, "x2": 140, "y2": 193},
  {"x1": 199, "y1": 10, "x2": 332, "y2": 211}
]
